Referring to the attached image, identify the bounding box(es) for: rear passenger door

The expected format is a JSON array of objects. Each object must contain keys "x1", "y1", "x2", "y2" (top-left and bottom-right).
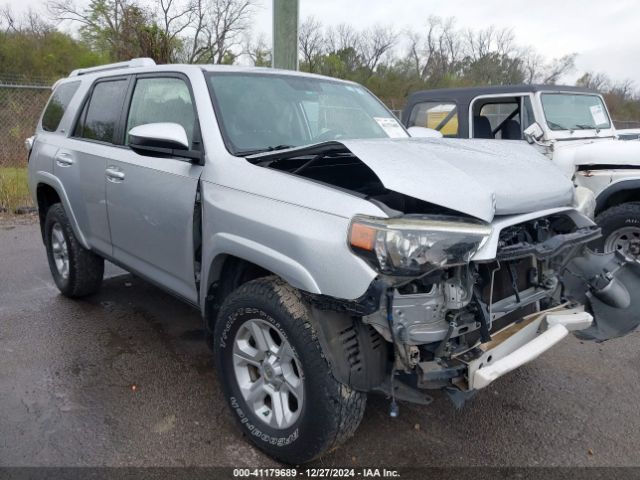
[
  {"x1": 105, "y1": 73, "x2": 203, "y2": 304},
  {"x1": 61, "y1": 77, "x2": 130, "y2": 254}
]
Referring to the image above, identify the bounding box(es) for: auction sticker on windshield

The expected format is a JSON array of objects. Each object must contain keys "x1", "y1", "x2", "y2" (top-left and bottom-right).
[
  {"x1": 374, "y1": 117, "x2": 408, "y2": 138},
  {"x1": 590, "y1": 104, "x2": 608, "y2": 125}
]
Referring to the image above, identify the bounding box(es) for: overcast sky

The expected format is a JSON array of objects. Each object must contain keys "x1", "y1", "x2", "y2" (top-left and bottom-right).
[
  {"x1": 258, "y1": 0, "x2": 640, "y2": 83},
  {"x1": 7, "y1": 0, "x2": 640, "y2": 83}
]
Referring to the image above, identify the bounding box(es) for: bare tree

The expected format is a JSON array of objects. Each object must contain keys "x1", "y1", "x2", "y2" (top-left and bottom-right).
[
  {"x1": 409, "y1": 16, "x2": 463, "y2": 83},
  {"x1": 184, "y1": 0, "x2": 255, "y2": 64},
  {"x1": 48, "y1": 0, "x2": 134, "y2": 59},
  {"x1": 244, "y1": 32, "x2": 271, "y2": 66},
  {"x1": 464, "y1": 25, "x2": 516, "y2": 61},
  {"x1": 540, "y1": 53, "x2": 576, "y2": 84},
  {"x1": 610, "y1": 79, "x2": 636, "y2": 100},
  {"x1": 521, "y1": 50, "x2": 576, "y2": 84},
  {"x1": 298, "y1": 16, "x2": 324, "y2": 72},
  {"x1": 326, "y1": 23, "x2": 360, "y2": 53},
  {"x1": 0, "y1": 5, "x2": 19, "y2": 32},
  {"x1": 359, "y1": 25, "x2": 396, "y2": 73},
  {"x1": 156, "y1": 0, "x2": 193, "y2": 61},
  {"x1": 576, "y1": 71, "x2": 610, "y2": 91}
]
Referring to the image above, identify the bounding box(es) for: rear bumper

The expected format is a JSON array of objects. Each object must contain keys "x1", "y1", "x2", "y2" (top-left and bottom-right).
[{"x1": 463, "y1": 306, "x2": 593, "y2": 390}]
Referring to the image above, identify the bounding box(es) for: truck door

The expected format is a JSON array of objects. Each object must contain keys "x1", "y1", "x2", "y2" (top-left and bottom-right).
[
  {"x1": 470, "y1": 95, "x2": 535, "y2": 140},
  {"x1": 104, "y1": 74, "x2": 203, "y2": 304}
]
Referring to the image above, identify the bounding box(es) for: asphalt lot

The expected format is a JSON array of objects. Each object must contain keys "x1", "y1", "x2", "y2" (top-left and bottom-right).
[{"x1": 1, "y1": 218, "x2": 640, "y2": 468}]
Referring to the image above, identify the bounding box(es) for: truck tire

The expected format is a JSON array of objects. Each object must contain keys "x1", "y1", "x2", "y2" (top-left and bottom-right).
[
  {"x1": 593, "y1": 202, "x2": 640, "y2": 257},
  {"x1": 213, "y1": 276, "x2": 367, "y2": 464},
  {"x1": 44, "y1": 203, "x2": 104, "y2": 298}
]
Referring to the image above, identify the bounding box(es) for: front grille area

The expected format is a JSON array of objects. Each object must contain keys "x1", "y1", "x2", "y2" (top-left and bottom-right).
[
  {"x1": 494, "y1": 214, "x2": 600, "y2": 262},
  {"x1": 480, "y1": 259, "x2": 534, "y2": 305}
]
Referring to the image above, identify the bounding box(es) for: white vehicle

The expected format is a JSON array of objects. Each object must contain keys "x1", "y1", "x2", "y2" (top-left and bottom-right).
[
  {"x1": 403, "y1": 85, "x2": 640, "y2": 258},
  {"x1": 618, "y1": 129, "x2": 640, "y2": 141}
]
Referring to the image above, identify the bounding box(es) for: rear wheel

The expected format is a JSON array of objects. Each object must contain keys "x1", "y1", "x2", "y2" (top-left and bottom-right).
[
  {"x1": 213, "y1": 276, "x2": 366, "y2": 464},
  {"x1": 44, "y1": 203, "x2": 104, "y2": 297},
  {"x1": 593, "y1": 203, "x2": 640, "y2": 258}
]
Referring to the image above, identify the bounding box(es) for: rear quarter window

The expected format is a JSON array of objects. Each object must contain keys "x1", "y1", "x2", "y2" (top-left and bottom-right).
[
  {"x1": 408, "y1": 101, "x2": 459, "y2": 137},
  {"x1": 41, "y1": 81, "x2": 80, "y2": 132}
]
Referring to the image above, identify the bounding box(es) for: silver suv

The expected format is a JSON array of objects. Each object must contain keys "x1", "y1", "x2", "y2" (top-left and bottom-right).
[{"x1": 27, "y1": 58, "x2": 640, "y2": 464}]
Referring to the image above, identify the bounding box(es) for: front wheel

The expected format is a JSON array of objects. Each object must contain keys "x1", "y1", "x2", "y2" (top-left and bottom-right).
[
  {"x1": 213, "y1": 276, "x2": 366, "y2": 464},
  {"x1": 593, "y1": 203, "x2": 640, "y2": 257}
]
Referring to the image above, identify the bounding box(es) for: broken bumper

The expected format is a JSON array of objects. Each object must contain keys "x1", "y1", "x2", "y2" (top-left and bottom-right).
[{"x1": 462, "y1": 306, "x2": 593, "y2": 390}]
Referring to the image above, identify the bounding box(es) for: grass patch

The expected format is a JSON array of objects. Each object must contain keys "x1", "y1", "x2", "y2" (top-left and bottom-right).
[{"x1": 0, "y1": 167, "x2": 33, "y2": 212}]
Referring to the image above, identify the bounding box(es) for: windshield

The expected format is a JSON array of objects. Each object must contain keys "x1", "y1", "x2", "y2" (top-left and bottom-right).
[
  {"x1": 206, "y1": 72, "x2": 407, "y2": 155},
  {"x1": 541, "y1": 93, "x2": 611, "y2": 131}
]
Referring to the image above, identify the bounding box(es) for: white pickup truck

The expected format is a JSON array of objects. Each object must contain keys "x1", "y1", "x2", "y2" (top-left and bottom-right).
[{"x1": 402, "y1": 85, "x2": 640, "y2": 258}]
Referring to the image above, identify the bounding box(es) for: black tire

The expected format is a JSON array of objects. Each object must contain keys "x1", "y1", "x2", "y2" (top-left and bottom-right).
[
  {"x1": 592, "y1": 202, "x2": 640, "y2": 254},
  {"x1": 213, "y1": 276, "x2": 366, "y2": 464},
  {"x1": 44, "y1": 203, "x2": 104, "y2": 298}
]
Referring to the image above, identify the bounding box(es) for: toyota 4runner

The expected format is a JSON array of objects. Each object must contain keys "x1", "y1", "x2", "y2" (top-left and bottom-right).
[{"x1": 27, "y1": 60, "x2": 640, "y2": 464}]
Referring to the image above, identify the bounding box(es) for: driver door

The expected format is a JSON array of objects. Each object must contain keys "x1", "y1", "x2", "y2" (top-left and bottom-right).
[
  {"x1": 105, "y1": 73, "x2": 203, "y2": 304},
  {"x1": 471, "y1": 95, "x2": 535, "y2": 140}
]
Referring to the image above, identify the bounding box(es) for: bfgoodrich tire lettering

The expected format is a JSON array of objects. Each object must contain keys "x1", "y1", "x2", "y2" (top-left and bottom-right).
[
  {"x1": 44, "y1": 203, "x2": 104, "y2": 298},
  {"x1": 214, "y1": 276, "x2": 367, "y2": 464}
]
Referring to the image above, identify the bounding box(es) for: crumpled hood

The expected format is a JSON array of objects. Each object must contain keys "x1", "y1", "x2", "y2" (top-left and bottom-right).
[
  {"x1": 559, "y1": 138, "x2": 640, "y2": 167},
  {"x1": 339, "y1": 138, "x2": 574, "y2": 222}
]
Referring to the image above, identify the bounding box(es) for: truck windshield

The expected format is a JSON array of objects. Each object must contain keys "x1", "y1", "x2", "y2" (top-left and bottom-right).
[
  {"x1": 206, "y1": 72, "x2": 407, "y2": 155},
  {"x1": 541, "y1": 93, "x2": 611, "y2": 131}
]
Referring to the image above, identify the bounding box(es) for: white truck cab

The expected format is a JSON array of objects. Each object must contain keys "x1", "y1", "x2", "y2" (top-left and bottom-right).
[{"x1": 403, "y1": 85, "x2": 640, "y2": 258}]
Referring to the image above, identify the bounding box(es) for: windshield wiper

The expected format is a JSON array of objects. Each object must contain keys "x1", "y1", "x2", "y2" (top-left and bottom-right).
[
  {"x1": 546, "y1": 120, "x2": 567, "y2": 130},
  {"x1": 573, "y1": 124, "x2": 596, "y2": 130},
  {"x1": 237, "y1": 144, "x2": 296, "y2": 156}
]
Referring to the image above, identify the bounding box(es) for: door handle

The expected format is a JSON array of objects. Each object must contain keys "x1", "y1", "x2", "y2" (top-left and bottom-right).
[
  {"x1": 55, "y1": 153, "x2": 74, "y2": 166},
  {"x1": 105, "y1": 167, "x2": 125, "y2": 182}
]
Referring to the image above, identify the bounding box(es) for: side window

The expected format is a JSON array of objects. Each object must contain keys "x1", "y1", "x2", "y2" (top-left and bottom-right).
[
  {"x1": 75, "y1": 79, "x2": 128, "y2": 143},
  {"x1": 41, "y1": 81, "x2": 80, "y2": 132},
  {"x1": 473, "y1": 97, "x2": 523, "y2": 140},
  {"x1": 126, "y1": 77, "x2": 196, "y2": 148},
  {"x1": 408, "y1": 102, "x2": 459, "y2": 137}
]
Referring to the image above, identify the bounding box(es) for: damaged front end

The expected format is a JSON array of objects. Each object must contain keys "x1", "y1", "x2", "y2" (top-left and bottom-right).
[
  {"x1": 248, "y1": 140, "x2": 640, "y2": 405},
  {"x1": 349, "y1": 210, "x2": 640, "y2": 403}
]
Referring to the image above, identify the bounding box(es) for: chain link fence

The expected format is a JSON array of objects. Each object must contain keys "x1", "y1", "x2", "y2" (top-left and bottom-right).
[
  {"x1": 0, "y1": 81, "x2": 51, "y2": 168},
  {"x1": 0, "y1": 78, "x2": 52, "y2": 211}
]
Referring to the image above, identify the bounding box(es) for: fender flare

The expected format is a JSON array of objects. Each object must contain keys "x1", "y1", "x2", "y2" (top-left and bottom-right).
[
  {"x1": 201, "y1": 232, "x2": 321, "y2": 311},
  {"x1": 32, "y1": 171, "x2": 90, "y2": 249},
  {"x1": 595, "y1": 178, "x2": 640, "y2": 214}
]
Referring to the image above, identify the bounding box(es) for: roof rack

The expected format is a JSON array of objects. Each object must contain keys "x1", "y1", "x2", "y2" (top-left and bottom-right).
[{"x1": 69, "y1": 58, "x2": 156, "y2": 77}]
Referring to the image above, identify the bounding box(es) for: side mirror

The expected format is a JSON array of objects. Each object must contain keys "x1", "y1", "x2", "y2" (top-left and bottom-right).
[
  {"x1": 128, "y1": 122, "x2": 190, "y2": 152},
  {"x1": 407, "y1": 126, "x2": 444, "y2": 138},
  {"x1": 523, "y1": 122, "x2": 544, "y2": 144}
]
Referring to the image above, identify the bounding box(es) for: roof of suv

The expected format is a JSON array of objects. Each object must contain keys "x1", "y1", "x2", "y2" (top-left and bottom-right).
[{"x1": 57, "y1": 57, "x2": 356, "y2": 87}]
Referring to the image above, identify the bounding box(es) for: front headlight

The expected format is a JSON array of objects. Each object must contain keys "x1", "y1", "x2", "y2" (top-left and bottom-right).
[{"x1": 348, "y1": 215, "x2": 492, "y2": 276}]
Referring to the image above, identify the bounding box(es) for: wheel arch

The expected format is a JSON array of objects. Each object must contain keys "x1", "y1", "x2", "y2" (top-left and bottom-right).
[
  {"x1": 595, "y1": 179, "x2": 640, "y2": 215},
  {"x1": 201, "y1": 235, "x2": 322, "y2": 329},
  {"x1": 34, "y1": 173, "x2": 89, "y2": 249}
]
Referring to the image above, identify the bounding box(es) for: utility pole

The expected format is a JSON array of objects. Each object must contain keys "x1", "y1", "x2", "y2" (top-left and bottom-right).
[{"x1": 272, "y1": 0, "x2": 299, "y2": 70}]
